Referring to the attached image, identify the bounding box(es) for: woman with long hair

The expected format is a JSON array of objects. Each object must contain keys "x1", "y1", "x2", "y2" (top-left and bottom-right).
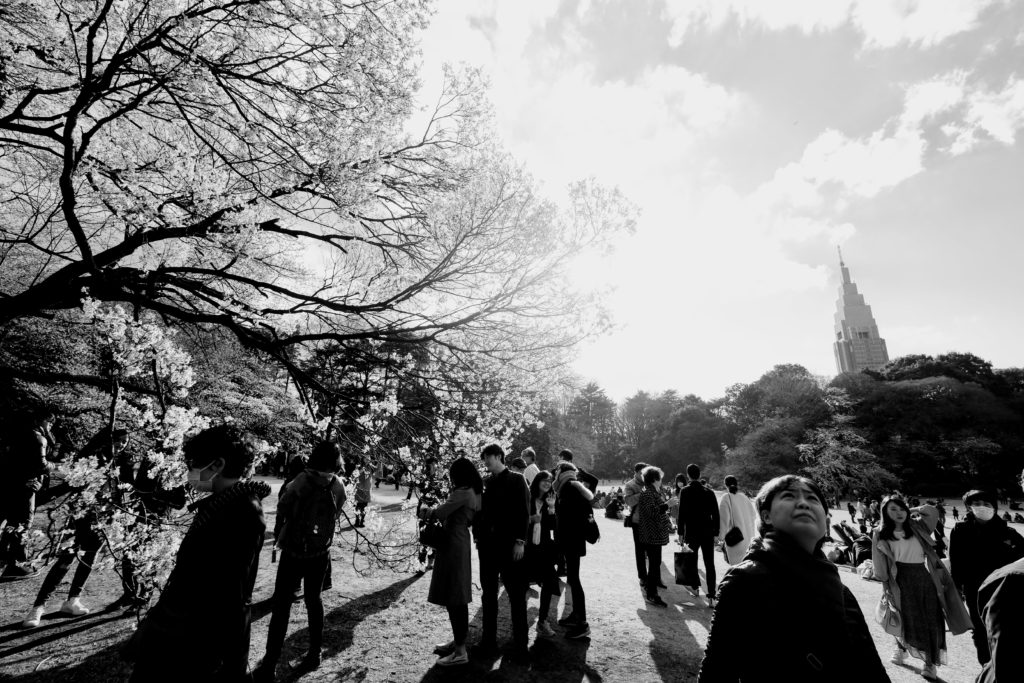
[
  {"x1": 699, "y1": 475, "x2": 888, "y2": 682},
  {"x1": 718, "y1": 475, "x2": 757, "y2": 565},
  {"x1": 526, "y1": 471, "x2": 561, "y2": 637},
  {"x1": 872, "y1": 496, "x2": 970, "y2": 680},
  {"x1": 421, "y1": 457, "x2": 482, "y2": 667}
]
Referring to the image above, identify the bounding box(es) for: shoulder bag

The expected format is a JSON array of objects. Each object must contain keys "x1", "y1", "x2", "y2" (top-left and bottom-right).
[{"x1": 724, "y1": 494, "x2": 744, "y2": 547}]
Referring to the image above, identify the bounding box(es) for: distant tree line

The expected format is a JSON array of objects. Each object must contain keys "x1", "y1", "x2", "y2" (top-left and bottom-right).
[{"x1": 513, "y1": 353, "x2": 1024, "y2": 501}]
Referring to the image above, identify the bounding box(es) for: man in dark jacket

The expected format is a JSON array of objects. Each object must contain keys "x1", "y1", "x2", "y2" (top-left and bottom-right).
[
  {"x1": 128, "y1": 425, "x2": 271, "y2": 683},
  {"x1": 554, "y1": 462, "x2": 595, "y2": 639},
  {"x1": 676, "y1": 463, "x2": 719, "y2": 606},
  {"x1": 473, "y1": 443, "x2": 530, "y2": 659},
  {"x1": 950, "y1": 489, "x2": 1024, "y2": 665},
  {"x1": 976, "y1": 557, "x2": 1024, "y2": 683}
]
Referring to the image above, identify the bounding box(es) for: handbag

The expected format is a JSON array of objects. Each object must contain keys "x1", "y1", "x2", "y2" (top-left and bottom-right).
[
  {"x1": 623, "y1": 510, "x2": 633, "y2": 528},
  {"x1": 418, "y1": 518, "x2": 446, "y2": 550},
  {"x1": 875, "y1": 590, "x2": 902, "y2": 636},
  {"x1": 585, "y1": 513, "x2": 600, "y2": 544},
  {"x1": 674, "y1": 547, "x2": 698, "y2": 586},
  {"x1": 723, "y1": 494, "x2": 744, "y2": 547}
]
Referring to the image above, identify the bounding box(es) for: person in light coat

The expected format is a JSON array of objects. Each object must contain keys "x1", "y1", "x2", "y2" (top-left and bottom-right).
[{"x1": 718, "y1": 475, "x2": 758, "y2": 565}]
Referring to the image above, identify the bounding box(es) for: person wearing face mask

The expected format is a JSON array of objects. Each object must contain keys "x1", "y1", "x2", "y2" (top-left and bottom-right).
[
  {"x1": 126, "y1": 424, "x2": 270, "y2": 683},
  {"x1": 949, "y1": 489, "x2": 1024, "y2": 666},
  {"x1": 699, "y1": 475, "x2": 888, "y2": 682},
  {"x1": 872, "y1": 497, "x2": 971, "y2": 681}
]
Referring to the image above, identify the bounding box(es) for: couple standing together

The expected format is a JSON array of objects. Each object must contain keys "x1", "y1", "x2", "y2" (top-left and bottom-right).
[{"x1": 420, "y1": 444, "x2": 595, "y2": 666}]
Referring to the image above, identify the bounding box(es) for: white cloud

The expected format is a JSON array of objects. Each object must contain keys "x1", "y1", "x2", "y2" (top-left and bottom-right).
[
  {"x1": 664, "y1": 0, "x2": 1003, "y2": 50},
  {"x1": 949, "y1": 77, "x2": 1024, "y2": 152}
]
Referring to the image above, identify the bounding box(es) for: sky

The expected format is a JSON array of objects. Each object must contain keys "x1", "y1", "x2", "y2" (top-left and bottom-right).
[{"x1": 416, "y1": 0, "x2": 1024, "y2": 401}]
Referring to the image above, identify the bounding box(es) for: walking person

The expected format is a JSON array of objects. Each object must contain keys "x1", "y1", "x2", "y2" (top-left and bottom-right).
[
  {"x1": 699, "y1": 475, "x2": 889, "y2": 682},
  {"x1": 718, "y1": 475, "x2": 757, "y2": 565},
  {"x1": 127, "y1": 425, "x2": 271, "y2": 683},
  {"x1": 1, "y1": 407, "x2": 57, "y2": 579},
  {"x1": 948, "y1": 489, "x2": 1024, "y2": 666},
  {"x1": 525, "y1": 470, "x2": 560, "y2": 638},
  {"x1": 676, "y1": 463, "x2": 719, "y2": 607},
  {"x1": 422, "y1": 457, "x2": 482, "y2": 667},
  {"x1": 473, "y1": 443, "x2": 530, "y2": 660},
  {"x1": 353, "y1": 459, "x2": 372, "y2": 527},
  {"x1": 623, "y1": 462, "x2": 650, "y2": 588},
  {"x1": 254, "y1": 441, "x2": 347, "y2": 680},
  {"x1": 22, "y1": 428, "x2": 131, "y2": 627},
  {"x1": 553, "y1": 461, "x2": 595, "y2": 639},
  {"x1": 872, "y1": 497, "x2": 971, "y2": 681},
  {"x1": 637, "y1": 466, "x2": 672, "y2": 607}
]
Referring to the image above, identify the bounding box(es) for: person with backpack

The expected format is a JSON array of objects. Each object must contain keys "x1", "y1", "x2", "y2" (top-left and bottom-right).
[{"x1": 254, "y1": 441, "x2": 347, "y2": 680}]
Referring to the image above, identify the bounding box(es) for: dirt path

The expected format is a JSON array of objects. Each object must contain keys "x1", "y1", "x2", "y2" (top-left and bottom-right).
[{"x1": 0, "y1": 485, "x2": 988, "y2": 682}]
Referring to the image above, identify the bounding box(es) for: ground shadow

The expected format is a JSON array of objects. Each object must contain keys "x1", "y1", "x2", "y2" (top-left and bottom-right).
[
  {"x1": 267, "y1": 573, "x2": 423, "y2": 682},
  {"x1": 0, "y1": 604, "x2": 136, "y2": 659},
  {"x1": 637, "y1": 560, "x2": 707, "y2": 682},
  {"x1": 0, "y1": 618, "x2": 135, "y2": 682},
  {"x1": 416, "y1": 580, "x2": 600, "y2": 683}
]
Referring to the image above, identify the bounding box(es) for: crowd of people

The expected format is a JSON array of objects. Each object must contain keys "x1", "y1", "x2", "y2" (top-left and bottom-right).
[{"x1": 3, "y1": 414, "x2": 1023, "y2": 682}]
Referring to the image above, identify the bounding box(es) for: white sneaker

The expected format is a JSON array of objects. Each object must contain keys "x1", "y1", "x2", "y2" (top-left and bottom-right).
[
  {"x1": 22, "y1": 605, "x2": 45, "y2": 628},
  {"x1": 921, "y1": 663, "x2": 938, "y2": 681},
  {"x1": 61, "y1": 597, "x2": 90, "y2": 616},
  {"x1": 537, "y1": 620, "x2": 555, "y2": 637},
  {"x1": 890, "y1": 646, "x2": 906, "y2": 665}
]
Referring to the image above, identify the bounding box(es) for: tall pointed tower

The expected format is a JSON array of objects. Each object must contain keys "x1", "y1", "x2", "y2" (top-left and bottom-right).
[{"x1": 833, "y1": 248, "x2": 889, "y2": 374}]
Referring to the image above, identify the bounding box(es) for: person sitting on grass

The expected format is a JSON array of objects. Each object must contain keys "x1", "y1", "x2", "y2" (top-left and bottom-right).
[
  {"x1": 127, "y1": 424, "x2": 271, "y2": 683},
  {"x1": 254, "y1": 440, "x2": 347, "y2": 680}
]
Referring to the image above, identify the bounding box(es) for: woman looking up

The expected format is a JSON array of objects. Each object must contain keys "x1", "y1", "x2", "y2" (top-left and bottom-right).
[{"x1": 699, "y1": 475, "x2": 888, "y2": 682}]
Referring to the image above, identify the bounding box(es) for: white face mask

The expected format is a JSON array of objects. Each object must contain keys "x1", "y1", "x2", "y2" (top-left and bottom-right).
[
  {"x1": 187, "y1": 462, "x2": 216, "y2": 493},
  {"x1": 971, "y1": 504, "x2": 995, "y2": 521}
]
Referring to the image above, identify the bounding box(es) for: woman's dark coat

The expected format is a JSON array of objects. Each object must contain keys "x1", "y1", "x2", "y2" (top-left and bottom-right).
[
  {"x1": 699, "y1": 531, "x2": 890, "y2": 683},
  {"x1": 555, "y1": 480, "x2": 594, "y2": 558}
]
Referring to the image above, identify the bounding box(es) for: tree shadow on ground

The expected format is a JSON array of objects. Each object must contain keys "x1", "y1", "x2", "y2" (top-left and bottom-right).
[
  {"x1": 267, "y1": 573, "x2": 423, "y2": 683},
  {"x1": 0, "y1": 617, "x2": 135, "y2": 682},
  {"x1": 637, "y1": 560, "x2": 707, "y2": 683},
  {"x1": 0, "y1": 603, "x2": 136, "y2": 664}
]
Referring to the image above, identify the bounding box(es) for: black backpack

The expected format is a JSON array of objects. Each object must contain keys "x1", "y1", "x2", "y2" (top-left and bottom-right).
[{"x1": 285, "y1": 475, "x2": 338, "y2": 556}]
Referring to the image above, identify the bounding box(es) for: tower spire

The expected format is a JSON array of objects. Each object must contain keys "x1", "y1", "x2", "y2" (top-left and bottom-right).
[{"x1": 837, "y1": 245, "x2": 844, "y2": 267}]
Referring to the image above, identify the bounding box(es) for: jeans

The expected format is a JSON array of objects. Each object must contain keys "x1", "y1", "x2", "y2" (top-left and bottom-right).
[
  {"x1": 564, "y1": 552, "x2": 587, "y2": 623},
  {"x1": 478, "y1": 542, "x2": 528, "y2": 648},
  {"x1": 264, "y1": 551, "x2": 330, "y2": 664},
  {"x1": 686, "y1": 536, "x2": 717, "y2": 596}
]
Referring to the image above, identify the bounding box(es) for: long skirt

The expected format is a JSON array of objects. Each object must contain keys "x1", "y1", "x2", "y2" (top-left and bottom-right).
[{"x1": 896, "y1": 561, "x2": 946, "y2": 665}]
